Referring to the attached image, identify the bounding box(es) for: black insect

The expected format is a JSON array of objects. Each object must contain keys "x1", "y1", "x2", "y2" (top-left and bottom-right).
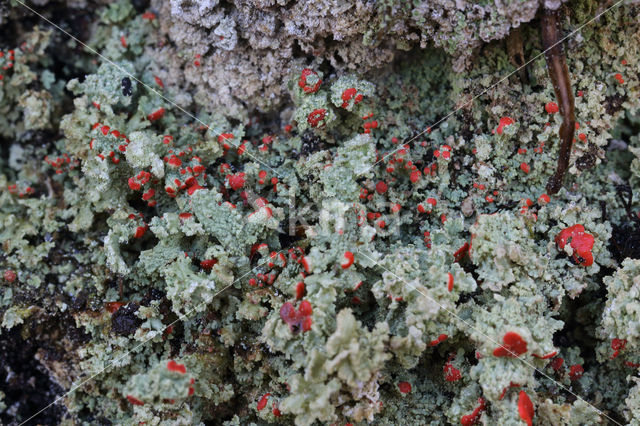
[
  {"x1": 609, "y1": 185, "x2": 640, "y2": 261},
  {"x1": 121, "y1": 76, "x2": 132, "y2": 96}
]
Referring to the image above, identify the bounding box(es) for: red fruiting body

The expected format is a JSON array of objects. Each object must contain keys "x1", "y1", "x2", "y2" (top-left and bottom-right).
[
  {"x1": 545, "y1": 102, "x2": 559, "y2": 114},
  {"x1": 3, "y1": 270, "x2": 16, "y2": 282},
  {"x1": 147, "y1": 107, "x2": 165, "y2": 122},
  {"x1": 134, "y1": 225, "x2": 147, "y2": 239},
  {"x1": 555, "y1": 224, "x2": 595, "y2": 267},
  {"x1": 538, "y1": 193, "x2": 550, "y2": 204},
  {"x1": 280, "y1": 300, "x2": 313, "y2": 333},
  {"x1": 296, "y1": 281, "x2": 305, "y2": 299},
  {"x1": 443, "y1": 362, "x2": 462, "y2": 381},
  {"x1": 453, "y1": 242, "x2": 470, "y2": 263},
  {"x1": 532, "y1": 350, "x2": 557, "y2": 359},
  {"x1": 167, "y1": 360, "x2": 186, "y2": 374},
  {"x1": 520, "y1": 162, "x2": 530, "y2": 174},
  {"x1": 154, "y1": 76, "x2": 164, "y2": 88},
  {"x1": 307, "y1": 109, "x2": 327, "y2": 128},
  {"x1": 611, "y1": 338, "x2": 627, "y2": 359},
  {"x1": 106, "y1": 302, "x2": 124, "y2": 313},
  {"x1": 167, "y1": 155, "x2": 182, "y2": 167},
  {"x1": 517, "y1": 391, "x2": 534, "y2": 426},
  {"x1": 228, "y1": 172, "x2": 246, "y2": 190},
  {"x1": 410, "y1": 170, "x2": 421, "y2": 183},
  {"x1": 496, "y1": 117, "x2": 514, "y2": 135},
  {"x1": 341, "y1": 87, "x2": 358, "y2": 108},
  {"x1": 429, "y1": 333, "x2": 448, "y2": 346},
  {"x1": 447, "y1": 272, "x2": 454, "y2": 292},
  {"x1": 461, "y1": 398, "x2": 486, "y2": 426},
  {"x1": 493, "y1": 331, "x2": 528, "y2": 357},
  {"x1": 142, "y1": 188, "x2": 155, "y2": 200},
  {"x1": 376, "y1": 181, "x2": 388, "y2": 194},
  {"x1": 578, "y1": 133, "x2": 587, "y2": 142},
  {"x1": 397, "y1": 381, "x2": 411, "y2": 394},
  {"x1": 257, "y1": 393, "x2": 270, "y2": 411},
  {"x1": 299, "y1": 300, "x2": 312, "y2": 316},
  {"x1": 200, "y1": 259, "x2": 218, "y2": 269},
  {"x1": 298, "y1": 68, "x2": 321, "y2": 93},
  {"x1": 126, "y1": 395, "x2": 144, "y2": 405},
  {"x1": 341, "y1": 251, "x2": 355, "y2": 269},
  {"x1": 569, "y1": 364, "x2": 584, "y2": 381},
  {"x1": 142, "y1": 11, "x2": 156, "y2": 20},
  {"x1": 218, "y1": 133, "x2": 234, "y2": 144},
  {"x1": 614, "y1": 73, "x2": 624, "y2": 84},
  {"x1": 550, "y1": 357, "x2": 564, "y2": 371},
  {"x1": 272, "y1": 402, "x2": 282, "y2": 417}
]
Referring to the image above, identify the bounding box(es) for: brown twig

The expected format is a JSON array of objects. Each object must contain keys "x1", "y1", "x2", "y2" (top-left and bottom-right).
[{"x1": 541, "y1": 8, "x2": 576, "y2": 194}]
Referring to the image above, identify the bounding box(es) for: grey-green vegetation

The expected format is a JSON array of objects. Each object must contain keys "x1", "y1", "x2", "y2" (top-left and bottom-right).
[{"x1": 1, "y1": 0, "x2": 640, "y2": 424}]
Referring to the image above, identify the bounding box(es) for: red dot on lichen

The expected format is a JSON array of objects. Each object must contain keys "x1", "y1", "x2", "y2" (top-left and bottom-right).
[
  {"x1": 461, "y1": 398, "x2": 486, "y2": 426},
  {"x1": 307, "y1": 109, "x2": 327, "y2": 128},
  {"x1": 298, "y1": 68, "x2": 322, "y2": 94},
  {"x1": 200, "y1": 258, "x2": 218, "y2": 269},
  {"x1": 517, "y1": 391, "x2": 534, "y2": 426},
  {"x1": 398, "y1": 381, "x2": 411, "y2": 394},
  {"x1": 520, "y1": 162, "x2": 530, "y2": 174},
  {"x1": 555, "y1": 224, "x2": 595, "y2": 267},
  {"x1": 376, "y1": 181, "x2": 388, "y2": 194},
  {"x1": 545, "y1": 102, "x2": 559, "y2": 114},
  {"x1": 228, "y1": 172, "x2": 246, "y2": 191},
  {"x1": 3, "y1": 270, "x2": 16, "y2": 282},
  {"x1": 296, "y1": 281, "x2": 305, "y2": 299},
  {"x1": 444, "y1": 362, "x2": 462, "y2": 381},
  {"x1": 341, "y1": 251, "x2": 355, "y2": 269},
  {"x1": 493, "y1": 331, "x2": 528, "y2": 357},
  {"x1": 447, "y1": 272, "x2": 454, "y2": 292},
  {"x1": 167, "y1": 360, "x2": 187, "y2": 374},
  {"x1": 569, "y1": 364, "x2": 584, "y2": 381},
  {"x1": 126, "y1": 395, "x2": 144, "y2": 405},
  {"x1": 496, "y1": 117, "x2": 514, "y2": 135},
  {"x1": 134, "y1": 226, "x2": 146, "y2": 239},
  {"x1": 147, "y1": 107, "x2": 165, "y2": 122},
  {"x1": 105, "y1": 301, "x2": 124, "y2": 313},
  {"x1": 257, "y1": 393, "x2": 271, "y2": 411}
]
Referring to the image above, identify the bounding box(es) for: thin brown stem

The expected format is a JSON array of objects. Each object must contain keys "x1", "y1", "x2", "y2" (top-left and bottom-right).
[{"x1": 541, "y1": 8, "x2": 576, "y2": 194}]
